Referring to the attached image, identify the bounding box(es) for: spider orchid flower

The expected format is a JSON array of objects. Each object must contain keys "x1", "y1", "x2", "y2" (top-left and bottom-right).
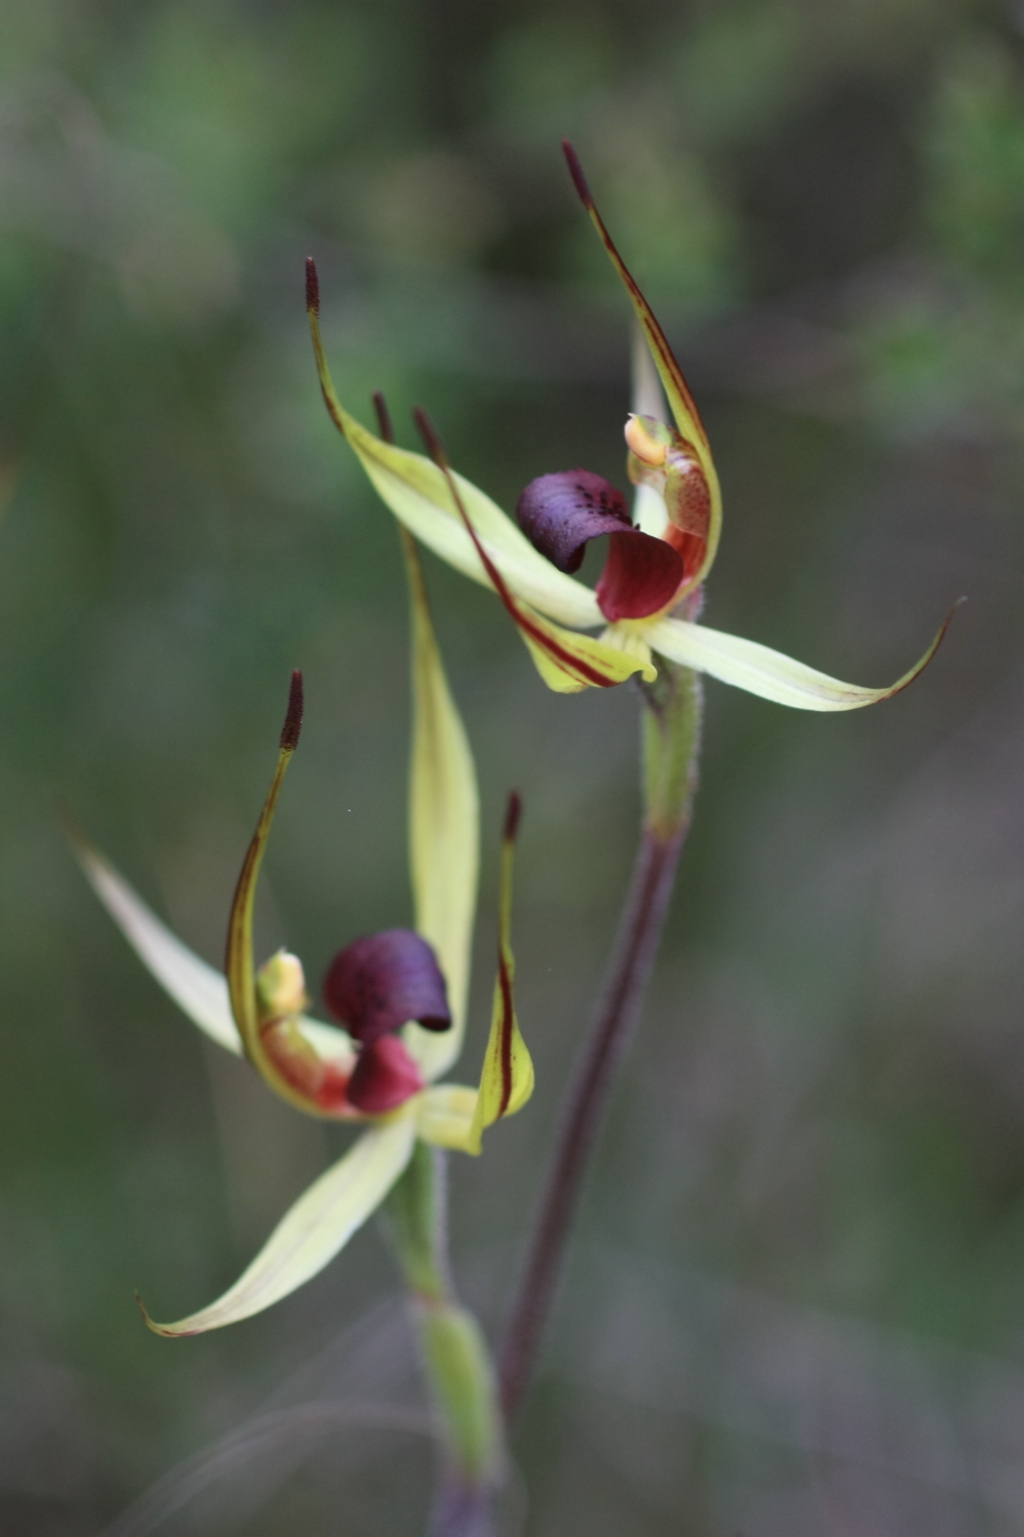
[
  {"x1": 75, "y1": 541, "x2": 533, "y2": 1336},
  {"x1": 305, "y1": 144, "x2": 956, "y2": 709}
]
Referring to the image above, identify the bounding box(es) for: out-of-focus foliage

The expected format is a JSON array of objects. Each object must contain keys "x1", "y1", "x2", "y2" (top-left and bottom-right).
[{"x1": 0, "y1": 0, "x2": 1022, "y2": 1533}]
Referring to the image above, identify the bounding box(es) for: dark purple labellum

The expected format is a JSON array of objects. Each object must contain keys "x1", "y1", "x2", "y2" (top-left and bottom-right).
[
  {"x1": 347, "y1": 1035, "x2": 425, "y2": 1113},
  {"x1": 516, "y1": 470, "x2": 631, "y2": 574},
  {"x1": 323, "y1": 928, "x2": 451, "y2": 1044},
  {"x1": 516, "y1": 466, "x2": 685, "y2": 622},
  {"x1": 596, "y1": 529, "x2": 684, "y2": 622}
]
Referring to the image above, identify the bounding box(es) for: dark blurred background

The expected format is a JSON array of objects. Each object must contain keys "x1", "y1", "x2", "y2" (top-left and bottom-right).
[{"x1": 1, "y1": 0, "x2": 1023, "y2": 1532}]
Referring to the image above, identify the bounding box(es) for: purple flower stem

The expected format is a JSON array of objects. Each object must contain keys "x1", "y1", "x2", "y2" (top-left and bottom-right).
[{"x1": 498, "y1": 661, "x2": 702, "y2": 1422}]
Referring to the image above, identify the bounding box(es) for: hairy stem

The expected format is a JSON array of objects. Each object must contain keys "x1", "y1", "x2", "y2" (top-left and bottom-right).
[{"x1": 498, "y1": 662, "x2": 702, "y2": 1421}]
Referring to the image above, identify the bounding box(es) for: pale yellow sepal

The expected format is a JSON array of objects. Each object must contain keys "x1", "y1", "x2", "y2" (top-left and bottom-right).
[
  {"x1": 416, "y1": 1084, "x2": 479, "y2": 1149},
  {"x1": 141, "y1": 1118, "x2": 417, "y2": 1336},
  {"x1": 647, "y1": 604, "x2": 959, "y2": 711},
  {"x1": 401, "y1": 531, "x2": 479, "y2": 1083},
  {"x1": 516, "y1": 599, "x2": 657, "y2": 693},
  {"x1": 75, "y1": 840, "x2": 352, "y2": 1062},
  {"x1": 308, "y1": 309, "x2": 600, "y2": 632}
]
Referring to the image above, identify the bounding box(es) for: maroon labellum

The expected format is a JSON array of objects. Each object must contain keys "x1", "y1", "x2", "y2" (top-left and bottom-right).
[
  {"x1": 346, "y1": 1034, "x2": 425, "y2": 1113},
  {"x1": 323, "y1": 928, "x2": 451, "y2": 1044},
  {"x1": 516, "y1": 469, "x2": 683, "y2": 622}
]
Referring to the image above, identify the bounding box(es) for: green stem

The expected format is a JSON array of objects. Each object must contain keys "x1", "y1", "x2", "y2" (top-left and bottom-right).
[
  {"x1": 498, "y1": 661, "x2": 702, "y2": 1421},
  {"x1": 383, "y1": 1142, "x2": 502, "y2": 1537}
]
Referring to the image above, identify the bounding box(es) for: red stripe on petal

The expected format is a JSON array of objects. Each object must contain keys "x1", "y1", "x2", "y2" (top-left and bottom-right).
[{"x1": 597, "y1": 529, "x2": 684, "y2": 622}]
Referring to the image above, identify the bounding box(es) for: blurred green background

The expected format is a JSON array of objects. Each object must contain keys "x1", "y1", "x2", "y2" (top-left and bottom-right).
[{"x1": 1, "y1": 0, "x2": 1022, "y2": 1531}]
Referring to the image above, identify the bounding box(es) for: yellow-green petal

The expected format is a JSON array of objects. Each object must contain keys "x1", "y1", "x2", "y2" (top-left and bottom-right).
[
  {"x1": 401, "y1": 530, "x2": 479, "y2": 1082},
  {"x1": 416, "y1": 1084, "x2": 479, "y2": 1149},
  {"x1": 308, "y1": 299, "x2": 600, "y2": 631},
  {"x1": 463, "y1": 796, "x2": 534, "y2": 1156},
  {"x1": 76, "y1": 840, "x2": 243, "y2": 1054},
  {"x1": 647, "y1": 606, "x2": 959, "y2": 711},
  {"x1": 142, "y1": 1118, "x2": 417, "y2": 1336}
]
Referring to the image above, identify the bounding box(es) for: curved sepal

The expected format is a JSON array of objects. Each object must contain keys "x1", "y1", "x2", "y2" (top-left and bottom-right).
[
  {"x1": 463, "y1": 795, "x2": 534, "y2": 1156},
  {"x1": 562, "y1": 142, "x2": 722, "y2": 591},
  {"x1": 402, "y1": 531, "x2": 479, "y2": 1082},
  {"x1": 225, "y1": 673, "x2": 355, "y2": 1119},
  {"x1": 141, "y1": 1118, "x2": 417, "y2": 1335},
  {"x1": 74, "y1": 840, "x2": 354, "y2": 1065},
  {"x1": 647, "y1": 604, "x2": 961, "y2": 711},
  {"x1": 306, "y1": 269, "x2": 600, "y2": 632}
]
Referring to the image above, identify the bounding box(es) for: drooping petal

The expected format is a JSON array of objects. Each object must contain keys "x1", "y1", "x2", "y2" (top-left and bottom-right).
[
  {"x1": 141, "y1": 1118, "x2": 417, "y2": 1336},
  {"x1": 561, "y1": 142, "x2": 722, "y2": 590},
  {"x1": 416, "y1": 1084, "x2": 479, "y2": 1149},
  {"x1": 515, "y1": 470, "x2": 631, "y2": 571},
  {"x1": 347, "y1": 1036, "x2": 426, "y2": 1113},
  {"x1": 323, "y1": 929, "x2": 450, "y2": 1044},
  {"x1": 596, "y1": 530, "x2": 684, "y2": 622},
  {"x1": 647, "y1": 605, "x2": 960, "y2": 711},
  {"x1": 402, "y1": 530, "x2": 478, "y2": 1081},
  {"x1": 412, "y1": 410, "x2": 655, "y2": 694},
  {"x1": 73, "y1": 816, "x2": 354, "y2": 1070},
  {"x1": 463, "y1": 795, "x2": 534, "y2": 1157},
  {"x1": 75, "y1": 839, "x2": 242, "y2": 1055},
  {"x1": 306, "y1": 268, "x2": 600, "y2": 631}
]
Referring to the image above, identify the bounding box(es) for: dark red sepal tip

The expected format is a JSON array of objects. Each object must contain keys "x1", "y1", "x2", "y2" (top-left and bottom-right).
[
  {"x1": 413, "y1": 405, "x2": 447, "y2": 466},
  {"x1": 373, "y1": 390, "x2": 395, "y2": 444},
  {"x1": 504, "y1": 791, "x2": 522, "y2": 844},
  {"x1": 280, "y1": 670, "x2": 304, "y2": 752},
  {"x1": 305, "y1": 257, "x2": 320, "y2": 316},
  {"x1": 561, "y1": 140, "x2": 593, "y2": 209}
]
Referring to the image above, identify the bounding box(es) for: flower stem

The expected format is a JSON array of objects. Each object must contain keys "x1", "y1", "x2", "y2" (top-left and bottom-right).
[
  {"x1": 383, "y1": 1142, "x2": 502, "y2": 1537},
  {"x1": 498, "y1": 661, "x2": 702, "y2": 1421}
]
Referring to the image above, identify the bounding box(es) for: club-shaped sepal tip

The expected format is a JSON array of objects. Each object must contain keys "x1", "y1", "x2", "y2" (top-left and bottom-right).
[
  {"x1": 504, "y1": 790, "x2": 522, "y2": 844},
  {"x1": 413, "y1": 405, "x2": 446, "y2": 466},
  {"x1": 561, "y1": 139, "x2": 593, "y2": 209},
  {"x1": 372, "y1": 389, "x2": 395, "y2": 445},
  {"x1": 280, "y1": 670, "x2": 304, "y2": 753},
  {"x1": 305, "y1": 257, "x2": 320, "y2": 316}
]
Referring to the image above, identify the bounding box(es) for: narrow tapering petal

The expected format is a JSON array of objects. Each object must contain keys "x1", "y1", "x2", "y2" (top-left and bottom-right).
[
  {"x1": 306, "y1": 287, "x2": 600, "y2": 630},
  {"x1": 402, "y1": 531, "x2": 479, "y2": 1080},
  {"x1": 463, "y1": 795, "x2": 534, "y2": 1156},
  {"x1": 75, "y1": 840, "x2": 354, "y2": 1063},
  {"x1": 647, "y1": 605, "x2": 960, "y2": 710},
  {"x1": 77, "y1": 841, "x2": 242, "y2": 1054},
  {"x1": 141, "y1": 1118, "x2": 417, "y2": 1335},
  {"x1": 561, "y1": 141, "x2": 722, "y2": 590}
]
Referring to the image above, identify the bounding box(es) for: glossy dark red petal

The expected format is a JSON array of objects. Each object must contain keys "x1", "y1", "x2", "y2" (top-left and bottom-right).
[
  {"x1": 323, "y1": 928, "x2": 451, "y2": 1044},
  {"x1": 516, "y1": 470, "x2": 631, "y2": 574},
  {"x1": 347, "y1": 1035, "x2": 425, "y2": 1113},
  {"x1": 596, "y1": 529, "x2": 684, "y2": 622}
]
